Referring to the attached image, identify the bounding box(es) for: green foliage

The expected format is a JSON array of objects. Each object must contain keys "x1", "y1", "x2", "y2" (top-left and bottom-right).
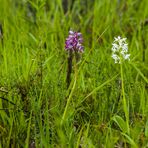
[{"x1": 0, "y1": 0, "x2": 148, "y2": 147}]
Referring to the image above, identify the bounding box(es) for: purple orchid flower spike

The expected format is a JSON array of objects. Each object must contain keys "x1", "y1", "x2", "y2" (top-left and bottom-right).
[
  {"x1": 65, "y1": 30, "x2": 84, "y2": 88},
  {"x1": 65, "y1": 30, "x2": 84, "y2": 52}
]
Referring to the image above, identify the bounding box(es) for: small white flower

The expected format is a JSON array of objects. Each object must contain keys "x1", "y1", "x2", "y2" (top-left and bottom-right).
[
  {"x1": 112, "y1": 54, "x2": 120, "y2": 63},
  {"x1": 111, "y1": 36, "x2": 130, "y2": 64},
  {"x1": 69, "y1": 30, "x2": 74, "y2": 34},
  {"x1": 114, "y1": 36, "x2": 121, "y2": 42},
  {"x1": 123, "y1": 54, "x2": 130, "y2": 60}
]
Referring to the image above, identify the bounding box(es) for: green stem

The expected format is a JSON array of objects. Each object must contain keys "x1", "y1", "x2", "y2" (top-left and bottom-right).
[
  {"x1": 61, "y1": 55, "x2": 77, "y2": 125},
  {"x1": 66, "y1": 50, "x2": 73, "y2": 88},
  {"x1": 120, "y1": 63, "x2": 130, "y2": 135}
]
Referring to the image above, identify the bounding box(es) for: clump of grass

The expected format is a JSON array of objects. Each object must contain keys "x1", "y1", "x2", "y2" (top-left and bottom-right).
[{"x1": 0, "y1": 0, "x2": 148, "y2": 147}]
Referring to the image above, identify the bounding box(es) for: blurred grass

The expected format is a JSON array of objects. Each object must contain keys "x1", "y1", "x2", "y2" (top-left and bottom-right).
[{"x1": 0, "y1": 0, "x2": 148, "y2": 147}]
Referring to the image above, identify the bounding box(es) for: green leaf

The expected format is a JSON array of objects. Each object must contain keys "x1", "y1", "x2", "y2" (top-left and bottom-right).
[
  {"x1": 122, "y1": 133, "x2": 138, "y2": 148},
  {"x1": 145, "y1": 120, "x2": 148, "y2": 137},
  {"x1": 79, "y1": 74, "x2": 119, "y2": 105},
  {"x1": 112, "y1": 115, "x2": 128, "y2": 133},
  {"x1": 131, "y1": 63, "x2": 148, "y2": 83}
]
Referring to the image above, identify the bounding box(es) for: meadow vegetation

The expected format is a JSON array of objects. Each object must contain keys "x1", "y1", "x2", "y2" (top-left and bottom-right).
[{"x1": 0, "y1": 0, "x2": 148, "y2": 147}]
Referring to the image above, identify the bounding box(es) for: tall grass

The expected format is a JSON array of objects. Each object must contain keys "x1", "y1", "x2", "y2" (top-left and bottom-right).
[{"x1": 0, "y1": 0, "x2": 148, "y2": 147}]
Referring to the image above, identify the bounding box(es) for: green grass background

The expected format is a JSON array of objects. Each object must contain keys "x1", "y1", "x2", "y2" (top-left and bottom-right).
[{"x1": 0, "y1": 0, "x2": 148, "y2": 147}]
